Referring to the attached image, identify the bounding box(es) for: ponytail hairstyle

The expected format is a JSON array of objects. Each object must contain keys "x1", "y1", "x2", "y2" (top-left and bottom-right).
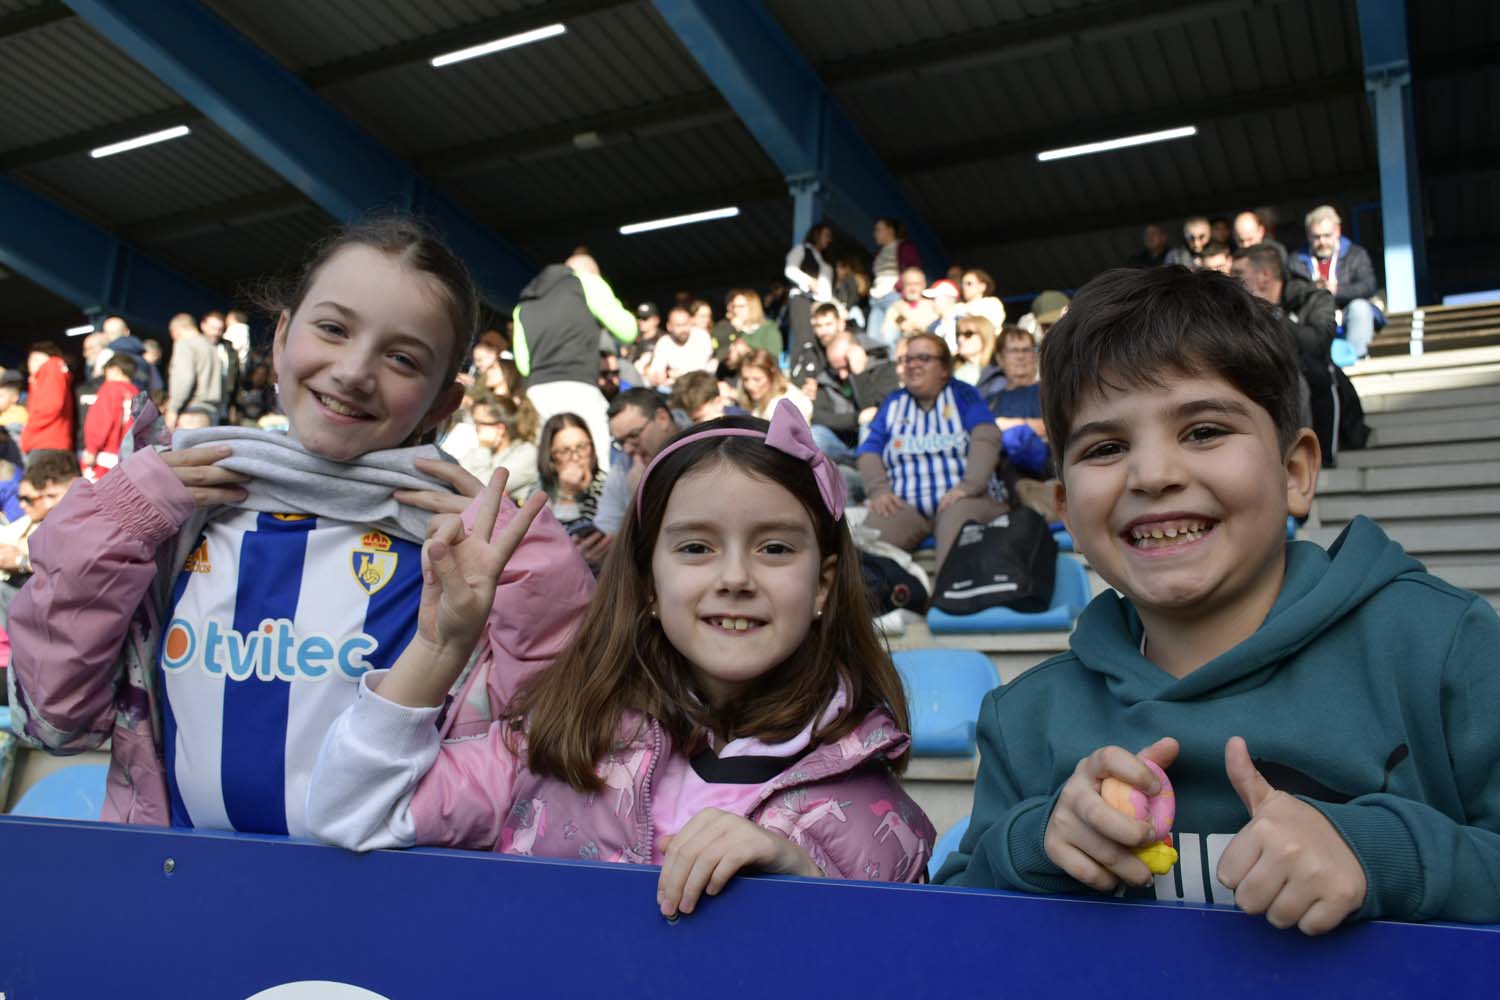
[{"x1": 514, "y1": 415, "x2": 910, "y2": 790}]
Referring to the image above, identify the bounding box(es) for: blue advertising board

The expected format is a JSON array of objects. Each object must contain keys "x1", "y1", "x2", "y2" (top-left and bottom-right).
[{"x1": 0, "y1": 816, "x2": 1495, "y2": 998}]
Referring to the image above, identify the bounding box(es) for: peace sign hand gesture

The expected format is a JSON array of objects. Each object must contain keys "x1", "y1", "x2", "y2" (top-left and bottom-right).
[{"x1": 379, "y1": 469, "x2": 547, "y2": 709}]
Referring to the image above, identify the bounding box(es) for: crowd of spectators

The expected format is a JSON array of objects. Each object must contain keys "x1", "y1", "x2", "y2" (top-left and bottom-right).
[{"x1": 0, "y1": 200, "x2": 1380, "y2": 619}]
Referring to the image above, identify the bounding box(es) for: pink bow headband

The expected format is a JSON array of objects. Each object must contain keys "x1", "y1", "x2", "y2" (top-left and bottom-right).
[{"x1": 634, "y1": 398, "x2": 847, "y2": 524}]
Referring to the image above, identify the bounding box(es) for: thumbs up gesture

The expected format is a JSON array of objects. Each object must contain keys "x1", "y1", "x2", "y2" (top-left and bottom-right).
[{"x1": 1215, "y1": 737, "x2": 1367, "y2": 935}]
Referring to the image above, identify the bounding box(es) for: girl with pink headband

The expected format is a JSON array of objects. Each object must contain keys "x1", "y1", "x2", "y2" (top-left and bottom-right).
[{"x1": 308, "y1": 399, "x2": 935, "y2": 915}]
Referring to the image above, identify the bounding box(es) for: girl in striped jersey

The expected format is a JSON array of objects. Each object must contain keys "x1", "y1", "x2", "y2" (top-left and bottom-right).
[{"x1": 8, "y1": 218, "x2": 593, "y2": 836}]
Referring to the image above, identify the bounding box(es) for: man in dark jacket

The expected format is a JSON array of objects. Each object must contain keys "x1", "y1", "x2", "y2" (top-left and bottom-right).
[
  {"x1": 512, "y1": 252, "x2": 637, "y2": 460},
  {"x1": 1235, "y1": 244, "x2": 1367, "y2": 466},
  {"x1": 809, "y1": 331, "x2": 899, "y2": 503},
  {"x1": 1292, "y1": 205, "x2": 1382, "y2": 359}
]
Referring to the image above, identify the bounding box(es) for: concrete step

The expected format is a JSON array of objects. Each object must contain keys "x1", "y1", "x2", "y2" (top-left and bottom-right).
[
  {"x1": 1302, "y1": 518, "x2": 1500, "y2": 558},
  {"x1": 1318, "y1": 460, "x2": 1500, "y2": 495},
  {"x1": 1350, "y1": 364, "x2": 1500, "y2": 400},
  {"x1": 1359, "y1": 385, "x2": 1500, "y2": 415},
  {"x1": 1334, "y1": 440, "x2": 1500, "y2": 469},
  {"x1": 1347, "y1": 344, "x2": 1500, "y2": 378},
  {"x1": 1367, "y1": 418, "x2": 1500, "y2": 448},
  {"x1": 1313, "y1": 488, "x2": 1500, "y2": 525},
  {"x1": 1365, "y1": 402, "x2": 1500, "y2": 428}
]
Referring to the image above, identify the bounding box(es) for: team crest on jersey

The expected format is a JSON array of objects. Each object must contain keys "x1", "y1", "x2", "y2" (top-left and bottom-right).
[
  {"x1": 183, "y1": 541, "x2": 211, "y2": 574},
  {"x1": 272, "y1": 513, "x2": 312, "y2": 522},
  {"x1": 351, "y1": 531, "x2": 397, "y2": 596}
]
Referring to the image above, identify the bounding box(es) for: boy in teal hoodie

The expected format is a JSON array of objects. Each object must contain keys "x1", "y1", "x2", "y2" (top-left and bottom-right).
[{"x1": 935, "y1": 267, "x2": 1500, "y2": 933}]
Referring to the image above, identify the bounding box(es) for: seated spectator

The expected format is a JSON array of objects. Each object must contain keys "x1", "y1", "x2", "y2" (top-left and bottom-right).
[
  {"x1": 790, "y1": 302, "x2": 847, "y2": 392},
  {"x1": 857, "y1": 333, "x2": 1007, "y2": 574},
  {"x1": 0, "y1": 449, "x2": 80, "y2": 598},
  {"x1": 465, "y1": 329, "x2": 507, "y2": 386},
  {"x1": 989, "y1": 328, "x2": 1046, "y2": 440},
  {"x1": 668, "y1": 370, "x2": 742, "y2": 424},
  {"x1": 81, "y1": 353, "x2": 141, "y2": 480},
  {"x1": 597, "y1": 351, "x2": 623, "y2": 401},
  {"x1": 1234, "y1": 209, "x2": 1288, "y2": 264},
  {"x1": 175, "y1": 403, "x2": 219, "y2": 430},
  {"x1": 460, "y1": 396, "x2": 540, "y2": 503},
  {"x1": 0, "y1": 370, "x2": 27, "y2": 439},
  {"x1": 645, "y1": 306, "x2": 715, "y2": 389},
  {"x1": 595, "y1": 388, "x2": 689, "y2": 542},
  {"x1": 1126, "y1": 224, "x2": 1169, "y2": 268},
  {"x1": 1210, "y1": 214, "x2": 1233, "y2": 246},
  {"x1": 1200, "y1": 241, "x2": 1234, "y2": 275},
  {"x1": 538, "y1": 412, "x2": 609, "y2": 532},
  {"x1": 867, "y1": 217, "x2": 922, "y2": 345},
  {"x1": 881, "y1": 267, "x2": 940, "y2": 345},
  {"x1": 1234, "y1": 244, "x2": 1368, "y2": 466},
  {"x1": 957, "y1": 268, "x2": 1006, "y2": 331},
  {"x1": 627, "y1": 301, "x2": 661, "y2": 365},
  {"x1": 809, "y1": 332, "x2": 899, "y2": 502},
  {"x1": 689, "y1": 299, "x2": 714, "y2": 335},
  {"x1": 234, "y1": 362, "x2": 277, "y2": 426},
  {"x1": 924, "y1": 278, "x2": 962, "y2": 349},
  {"x1": 1293, "y1": 205, "x2": 1383, "y2": 359},
  {"x1": 738, "y1": 349, "x2": 812, "y2": 422},
  {"x1": 953, "y1": 315, "x2": 1000, "y2": 392},
  {"x1": 1027, "y1": 290, "x2": 1071, "y2": 338},
  {"x1": 712, "y1": 288, "x2": 783, "y2": 373},
  {"x1": 1165, "y1": 215, "x2": 1211, "y2": 269}
]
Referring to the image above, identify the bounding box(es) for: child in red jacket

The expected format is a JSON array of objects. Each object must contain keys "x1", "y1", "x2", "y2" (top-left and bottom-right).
[{"x1": 82, "y1": 354, "x2": 140, "y2": 480}]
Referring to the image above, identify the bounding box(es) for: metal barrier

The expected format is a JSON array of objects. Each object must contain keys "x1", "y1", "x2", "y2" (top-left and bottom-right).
[{"x1": 0, "y1": 816, "x2": 1494, "y2": 998}]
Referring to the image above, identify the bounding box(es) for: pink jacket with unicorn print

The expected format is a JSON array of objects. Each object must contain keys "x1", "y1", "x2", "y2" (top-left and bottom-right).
[{"x1": 309, "y1": 674, "x2": 936, "y2": 883}]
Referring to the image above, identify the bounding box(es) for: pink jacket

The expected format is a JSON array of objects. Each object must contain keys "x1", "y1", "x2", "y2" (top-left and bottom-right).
[
  {"x1": 310, "y1": 680, "x2": 936, "y2": 883},
  {"x1": 7, "y1": 419, "x2": 593, "y2": 825}
]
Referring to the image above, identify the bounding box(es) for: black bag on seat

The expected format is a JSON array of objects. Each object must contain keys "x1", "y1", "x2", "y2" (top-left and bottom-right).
[
  {"x1": 859, "y1": 551, "x2": 930, "y2": 614},
  {"x1": 931, "y1": 506, "x2": 1058, "y2": 615}
]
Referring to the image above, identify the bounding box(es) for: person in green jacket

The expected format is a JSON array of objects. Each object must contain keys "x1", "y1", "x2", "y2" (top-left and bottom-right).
[{"x1": 936, "y1": 266, "x2": 1500, "y2": 934}]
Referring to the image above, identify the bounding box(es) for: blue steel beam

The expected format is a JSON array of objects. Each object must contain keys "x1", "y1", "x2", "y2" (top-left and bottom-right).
[
  {"x1": 63, "y1": 0, "x2": 536, "y2": 308},
  {"x1": 651, "y1": 0, "x2": 946, "y2": 272},
  {"x1": 0, "y1": 175, "x2": 221, "y2": 332},
  {"x1": 1356, "y1": 0, "x2": 1427, "y2": 312}
]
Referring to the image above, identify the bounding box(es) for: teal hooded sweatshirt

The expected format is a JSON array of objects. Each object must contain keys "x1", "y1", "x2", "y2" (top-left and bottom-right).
[{"x1": 936, "y1": 517, "x2": 1500, "y2": 924}]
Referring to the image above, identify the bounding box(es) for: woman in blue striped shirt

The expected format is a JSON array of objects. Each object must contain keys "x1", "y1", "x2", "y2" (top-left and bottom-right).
[{"x1": 856, "y1": 333, "x2": 1007, "y2": 574}]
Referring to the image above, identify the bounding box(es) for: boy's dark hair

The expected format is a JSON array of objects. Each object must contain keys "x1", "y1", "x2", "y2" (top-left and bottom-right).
[
  {"x1": 1201, "y1": 241, "x2": 1231, "y2": 258},
  {"x1": 1039, "y1": 267, "x2": 1302, "y2": 458},
  {"x1": 24, "y1": 449, "x2": 80, "y2": 488},
  {"x1": 104, "y1": 354, "x2": 138, "y2": 380},
  {"x1": 607, "y1": 386, "x2": 666, "y2": 421},
  {"x1": 1234, "y1": 242, "x2": 1285, "y2": 277}
]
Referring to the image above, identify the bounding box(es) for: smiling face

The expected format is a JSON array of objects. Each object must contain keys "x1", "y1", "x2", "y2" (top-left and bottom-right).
[
  {"x1": 1057, "y1": 371, "x2": 1317, "y2": 641},
  {"x1": 272, "y1": 244, "x2": 462, "y2": 462},
  {"x1": 651, "y1": 462, "x2": 834, "y2": 707},
  {"x1": 898, "y1": 335, "x2": 950, "y2": 401}
]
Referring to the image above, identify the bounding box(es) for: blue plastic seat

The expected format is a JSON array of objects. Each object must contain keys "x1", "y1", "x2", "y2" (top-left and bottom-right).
[
  {"x1": 928, "y1": 814, "x2": 971, "y2": 881},
  {"x1": 927, "y1": 553, "x2": 1091, "y2": 634},
  {"x1": 10, "y1": 763, "x2": 108, "y2": 820},
  {"x1": 1051, "y1": 528, "x2": 1074, "y2": 552},
  {"x1": 891, "y1": 649, "x2": 997, "y2": 756}
]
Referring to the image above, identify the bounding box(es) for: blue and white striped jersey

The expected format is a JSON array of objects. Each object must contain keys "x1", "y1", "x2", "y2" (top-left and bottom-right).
[
  {"x1": 858, "y1": 380, "x2": 997, "y2": 517},
  {"x1": 158, "y1": 510, "x2": 423, "y2": 836}
]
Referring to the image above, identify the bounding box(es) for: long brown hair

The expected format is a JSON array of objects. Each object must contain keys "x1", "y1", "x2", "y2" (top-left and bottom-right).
[{"x1": 514, "y1": 415, "x2": 911, "y2": 790}]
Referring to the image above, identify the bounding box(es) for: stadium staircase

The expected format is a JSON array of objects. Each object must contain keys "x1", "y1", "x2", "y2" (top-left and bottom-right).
[{"x1": 897, "y1": 302, "x2": 1500, "y2": 834}]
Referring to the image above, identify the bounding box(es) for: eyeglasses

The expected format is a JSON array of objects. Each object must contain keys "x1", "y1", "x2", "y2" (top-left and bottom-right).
[
  {"x1": 896, "y1": 353, "x2": 942, "y2": 367},
  {"x1": 550, "y1": 444, "x2": 592, "y2": 462},
  {"x1": 612, "y1": 422, "x2": 647, "y2": 450}
]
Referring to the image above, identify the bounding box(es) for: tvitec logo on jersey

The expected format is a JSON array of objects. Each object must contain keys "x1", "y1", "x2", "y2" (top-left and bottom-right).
[{"x1": 162, "y1": 618, "x2": 379, "y2": 682}]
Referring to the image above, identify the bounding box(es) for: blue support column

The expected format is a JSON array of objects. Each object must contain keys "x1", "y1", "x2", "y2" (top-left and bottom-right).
[
  {"x1": 63, "y1": 0, "x2": 536, "y2": 307},
  {"x1": 0, "y1": 176, "x2": 221, "y2": 331},
  {"x1": 652, "y1": 0, "x2": 946, "y2": 272},
  {"x1": 1356, "y1": 0, "x2": 1427, "y2": 312}
]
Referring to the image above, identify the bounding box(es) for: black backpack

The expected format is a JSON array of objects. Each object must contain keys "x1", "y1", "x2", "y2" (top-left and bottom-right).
[
  {"x1": 859, "y1": 551, "x2": 930, "y2": 615},
  {"x1": 931, "y1": 505, "x2": 1058, "y2": 615}
]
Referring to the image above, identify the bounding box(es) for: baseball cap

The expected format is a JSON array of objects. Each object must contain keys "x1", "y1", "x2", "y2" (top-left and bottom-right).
[
  {"x1": 1031, "y1": 290, "x2": 1071, "y2": 325},
  {"x1": 635, "y1": 302, "x2": 660, "y2": 320},
  {"x1": 922, "y1": 279, "x2": 959, "y2": 299}
]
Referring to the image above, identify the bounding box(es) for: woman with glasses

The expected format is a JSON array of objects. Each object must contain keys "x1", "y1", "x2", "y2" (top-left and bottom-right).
[
  {"x1": 953, "y1": 315, "x2": 1000, "y2": 390},
  {"x1": 856, "y1": 333, "x2": 1007, "y2": 575},
  {"x1": 537, "y1": 412, "x2": 609, "y2": 531}
]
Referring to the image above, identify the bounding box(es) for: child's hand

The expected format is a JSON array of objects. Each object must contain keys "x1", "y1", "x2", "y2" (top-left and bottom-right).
[
  {"x1": 392, "y1": 457, "x2": 483, "y2": 515},
  {"x1": 161, "y1": 445, "x2": 249, "y2": 508},
  {"x1": 1216, "y1": 737, "x2": 1366, "y2": 935},
  {"x1": 1044, "y1": 738, "x2": 1179, "y2": 892},
  {"x1": 416, "y1": 468, "x2": 546, "y2": 659},
  {"x1": 657, "y1": 808, "x2": 821, "y2": 917}
]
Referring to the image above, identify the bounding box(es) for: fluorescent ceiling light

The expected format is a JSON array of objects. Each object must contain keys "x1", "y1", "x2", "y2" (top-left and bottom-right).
[
  {"x1": 431, "y1": 24, "x2": 566, "y2": 67},
  {"x1": 1037, "y1": 125, "x2": 1197, "y2": 162},
  {"x1": 619, "y1": 206, "x2": 740, "y2": 235},
  {"x1": 65, "y1": 324, "x2": 95, "y2": 337},
  {"x1": 90, "y1": 125, "x2": 192, "y2": 159}
]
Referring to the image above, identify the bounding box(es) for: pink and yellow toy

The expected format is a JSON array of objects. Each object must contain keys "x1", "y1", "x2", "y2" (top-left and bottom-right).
[{"x1": 1100, "y1": 759, "x2": 1179, "y2": 875}]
